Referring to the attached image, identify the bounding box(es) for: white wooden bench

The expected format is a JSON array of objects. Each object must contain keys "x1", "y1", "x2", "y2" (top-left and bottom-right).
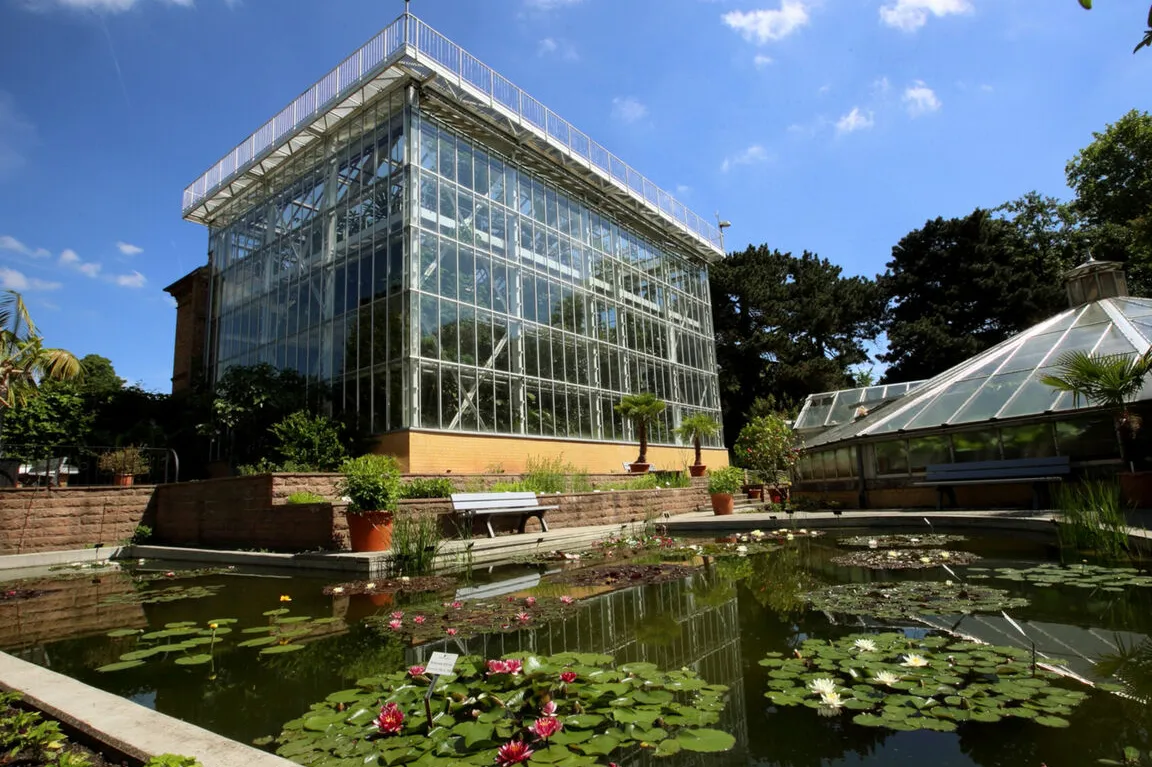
[{"x1": 451, "y1": 491, "x2": 558, "y2": 539}]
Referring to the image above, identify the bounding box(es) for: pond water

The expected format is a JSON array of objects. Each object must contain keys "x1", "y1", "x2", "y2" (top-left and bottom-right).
[{"x1": 2, "y1": 531, "x2": 1151, "y2": 767}]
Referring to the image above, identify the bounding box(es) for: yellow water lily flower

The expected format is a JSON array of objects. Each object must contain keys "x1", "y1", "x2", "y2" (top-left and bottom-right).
[{"x1": 279, "y1": 595, "x2": 292, "y2": 602}]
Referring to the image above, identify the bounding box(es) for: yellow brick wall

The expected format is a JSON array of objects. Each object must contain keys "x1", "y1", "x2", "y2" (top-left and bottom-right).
[{"x1": 373, "y1": 430, "x2": 729, "y2": 474}]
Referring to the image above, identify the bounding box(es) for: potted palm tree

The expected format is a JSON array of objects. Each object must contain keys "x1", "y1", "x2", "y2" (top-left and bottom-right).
[
  {"x1": 676, "y1": 414, "x2": 720, "y2": 477},
  {"x1": 1042, "y1": 349, "x2": 1152, "y2": 504},
  {"x1": 98, "y1": 446, "x2": 151, "y2": 486},
  {"x1": 707, "y1": 466, "x2": 745, "y2": 516},
  {"x1": 338, "y1": 454, "x2": 403, "y2": 552},
  {"x1": 615, "y1": 392, "x2": 666, "y2": 473}
]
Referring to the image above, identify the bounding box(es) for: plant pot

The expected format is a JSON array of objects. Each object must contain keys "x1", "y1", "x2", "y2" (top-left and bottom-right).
[
  {"x1": 345, "y1": 510, "x2": 395, "y2": 552},
  {"x1": 710, "y1": 493, "x2": 734, "y2": 516},
  {"x1": 112, "y1": 473, "x2": 134, "y2": 487},
  {"x1": 629, "y1": 462, "x2": 651, "y2": 474},
  {"x1": 1120, "y1": 471, "x2": 1152, "y2": 508},
  {"x1": 689, "y1": 464, "x2": 707, "y2": 477},
  {"x1": 768, "y1": 487, "x2": 784, "y2": 504},
  {"x1": 746, "y1": 488, "x2": 762, "y2": 501}
]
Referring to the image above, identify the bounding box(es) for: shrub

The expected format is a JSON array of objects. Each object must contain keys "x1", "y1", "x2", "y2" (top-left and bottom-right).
[
  {"x1": 286, "y1": 491, "x2": 327, "y2": 504},
  {"x1": 338, "y1": 455, "x2": 402, "y2": 514},
  {"x1": 733, "y1": 414, "x2": 802, "y2": 480},
  {"x1": 400, "y1": 477, "x2": 455, "y2": 499},
  {"x1": 391, "y1": 513, "x2": 442, "y2": 576},
  {"x1": 707, "y1": 466, "x2": 745, "y2": 496},
  {"x1": 128, "y1": 525, "x2": 152, "y2": 545},
  {"x1": 270, "y1": 411, "x2": 349, "y2": 472},
  {"x1": 98, "y1": 446, "x2": 151, "y2": 476},
  {"x1": 523, "y1": 455, "x2": 590, "y2": 493}
]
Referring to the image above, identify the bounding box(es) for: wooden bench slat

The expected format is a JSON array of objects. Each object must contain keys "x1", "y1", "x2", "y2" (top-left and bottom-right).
[{"x1": 451, "y1": 492, "x2": 552, "y2": 538}]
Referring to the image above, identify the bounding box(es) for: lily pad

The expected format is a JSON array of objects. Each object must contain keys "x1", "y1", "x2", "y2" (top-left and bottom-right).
[{"x1": 803, "y1": 581, "x2": 1029, "y2": 620}]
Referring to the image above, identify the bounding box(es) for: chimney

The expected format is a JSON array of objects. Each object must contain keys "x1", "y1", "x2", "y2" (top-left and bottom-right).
[{"x1": 1064, "y1": 257, "x2": 1128, "y2": 307}]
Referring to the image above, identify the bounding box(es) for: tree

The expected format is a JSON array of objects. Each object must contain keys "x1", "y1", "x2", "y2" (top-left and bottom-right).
[
  {"x1": 733, "y1": 414, "x2": 802, "y2": 482},
  {"x1": 1066, "y1": 109, "x2": 1152, "y2": 292},
  {"x1": 878, "y1": 208, "x2": 1070, "y2": 383},
  {"x1": 614, "y1": 392, "x2": 666, "y2": 466},
  {"x1": 0, "y1": 291, "x2": 81, "y2": 448},
  {"x1": 206, "y1": 363, "x2": 320, "y2": 468},
  {"x1": 1, "y1": 381, "x2": 93, "y2": 459},
  {"x1": 710, "y1": 246, "x2": 882, "y2": 445},
  {"x1": 675, "y1": 413, "x2": 720, "y2": 468},
  {"x1": 1076, "y1": 1, "x2": 1152, "y2": 53},
  {"x1": 270, "y1": 410, "x2": 350, "y2": 472},
  {"x1": 77, "y1": 354, "x2": 125, "y2": 400}
]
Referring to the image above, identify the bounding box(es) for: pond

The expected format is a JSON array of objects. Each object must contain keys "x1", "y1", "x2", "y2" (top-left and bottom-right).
[{"x1": 2, "y1": 530, "x2": 1151, "y2": 767}]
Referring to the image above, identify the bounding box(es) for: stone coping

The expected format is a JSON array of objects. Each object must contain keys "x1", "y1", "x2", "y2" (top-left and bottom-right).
[
  {"x1": 0, "y1": 652, "x2": 296, "y2": 767},
  {"x1": 0, "y1": 545, "x2": 124, "y2": 573}
]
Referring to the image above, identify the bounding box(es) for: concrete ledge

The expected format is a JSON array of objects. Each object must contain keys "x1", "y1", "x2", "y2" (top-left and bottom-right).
[
  {"x1": 0, "y1": 651, "x2": 296, "y2": 767},
  {"x1": 0, "y1": 546, "x2": 125, "y2": 572},
  {"x1": 662, "y1": 510, "x2": 1064, "y2": 537}
]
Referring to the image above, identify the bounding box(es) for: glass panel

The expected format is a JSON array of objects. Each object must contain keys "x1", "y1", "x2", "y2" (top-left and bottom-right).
[
  {"x1": 420, "y1": 365, "x2": 438, "y2": 429},
  {"x1": 951, "y1": 371, "x2": 1030, "y2": 424},
  {"x1": 874, "y1": 440, "x2": 909, "y2": 475},
  {"x1": 1056, "y1": 417, "x2": 1119, "y2": 460},
  {"x1": 903, "y1": 377, "x2": 984, "y2": 430},
  {"x1": 951, "y1": 428, "x2": 1000, "y2": 463},
  {"x1": 997, "y1": 373, "x2": 1063, "y2": 419},
  {"x1": 908, "y1": 435, "x2": 951, "y2": 472},
  {"x1": 834, "y1": 448, "x2": 853, "y2": 478},
  {"x1": 1000, "y1": 423, "x2": 1056, "y2": 460}
]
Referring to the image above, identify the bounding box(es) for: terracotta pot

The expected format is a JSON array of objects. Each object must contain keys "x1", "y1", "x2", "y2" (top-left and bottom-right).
[
  {"x1": 689, "y1": 464, "x2": 707, "y2": 477},
  {"x1": 112, "y1": 473, "x2": 134, "y2": 487},
  {"x1": 746, "y1": 488, "x2": 762, "y2": 500},
  {"x1": 710, "y1": 493, "x2": 734, "y2": 516},
  {"x1": 768, "y1": 488, "x2": 784, "y2": 504},
  {"x1": 368, "y1": 592, "x2": 396, "y2": 607},
  {"x1": 345, "y1": 510, "x2": 395, "y2": 552},
  {"x1": 629, "y1": 462, "x2": 651, "y2": 474}
]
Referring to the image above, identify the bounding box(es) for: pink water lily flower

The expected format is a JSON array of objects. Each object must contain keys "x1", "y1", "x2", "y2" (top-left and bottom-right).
[
  {"x1": 408, "y1": 665, "x2": 426, "y2": 676},
  {"x1": 413, "y1": 615, "x2": 426, "y2": 625},
  {"x1": 525, "y1": 596, "x2": 537, "y2": 607},
  {"x1": 374, "y1": 702, "x2": 404, "y2": 735},
  {"x1": 388, "y1": 619, "x2": 402, "y2": 631},
  {"x1": 541, "y1": 701, "x2": 557, "y2": 716},
  {"x1": 515, "y1": 612, "x2": 531, "y2": 623},
  {"x1": 559, "y1": 596, "x2": 574, "y2": 605},
  {"x1": 528, "y1": 716, "x2": 562, "y2": 740},
  {"x1": 560, "y1": 671, "x2": 577, "y2": 684},
  {"x1": 496, "y1": 740, "x2": 533, "y2": 766},
  {"x1": 452, "y1": 601, "x2": 463, "y2": 609},
  {"x1": 390, "y1": 611, "x2": 404, "y2": 619}
]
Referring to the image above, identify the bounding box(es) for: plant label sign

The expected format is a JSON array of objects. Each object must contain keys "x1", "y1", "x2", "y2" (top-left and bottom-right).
[{"x1": 425, "y1": 652, "x2": 458, "y2": 677}]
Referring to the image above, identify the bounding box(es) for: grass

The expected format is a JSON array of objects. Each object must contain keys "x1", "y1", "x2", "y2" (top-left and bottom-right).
[
  {"x1": 1054, "y1": 480, "x2": 1130, "y2": 559},
  {"x1": 390, "y1": 513, "x2": 442, "y2": 576},
  {"x1": 286, "y1": 491, "x2": 327, "y2": 504}
]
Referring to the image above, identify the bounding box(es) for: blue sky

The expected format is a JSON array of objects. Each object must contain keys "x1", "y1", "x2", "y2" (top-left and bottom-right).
[{"x1": 0, "y1": 0, "x2": 1148, "y2": 392}]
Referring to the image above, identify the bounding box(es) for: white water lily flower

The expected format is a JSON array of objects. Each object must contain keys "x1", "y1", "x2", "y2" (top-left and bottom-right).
[
  {"x1": 944, "y1": 580, "x2": 953, "y2": 587},
  {"x1": 331, "y1": 586, "x2": 345, "y2": 594},
  {"x1": 873, "y1": 671, "x2": 901, "y2": 686},
  {"x1": 853, "y1": 639, "x2": 878, "y2": 653},
  {"x1": 786, "y1": 533, "x2": 794, "y2": 541},
  {"x1": 909, "y1": 537, "x2": 920, "y2": 544},
  {"x1": 365, "y1": 582, "x2": 376, "y2": 589},
  {"x1": 901, "y1": 653, "x2": 930, "y2": 668},
  {"x1": 868, "y1": 539, "x2": 878, "y2": 548},
  {"x1": 886, "y1": 550, "x2": 899, "y2": 559},
  {"x1": 798, "y1": 529, "x2": 808, "y2": 534},
  {"x1": 751, "y1": 530, "x2": 766, "y2": 539},
  {"x1": 807, "y1": 678, "x2": 838, "y2": 696},
  {"x1": 939, "y1": 551, "x2": 950, "y2": 559},
  {"x1": 400, "y1": 576, "x2": 411, "y2": 582},
  {"x1": 736, "y1": 545, "x2": 748, "y2": 554},
  {"x1": 819, "y1": 691, "x2": 844, "y2": 708},
  {"x1": 919, "y1": 556, "x2": 931, "y2": 563}
]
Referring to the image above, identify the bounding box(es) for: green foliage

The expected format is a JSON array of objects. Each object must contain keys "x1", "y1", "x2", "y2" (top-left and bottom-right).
[
  {"x1": 1, "y1": 381, "x2": 94, "y2": 459},
  {"x1": 97, "y1": 445, "x2": 151, "y2": 476},
  {"x1": 595, "y1": 471, "x2": 692, "y2": 491},
  {"x1": 803, "y1": 580, "x2": 1029, "y2": 620},
  {"x1": 55, "y1": 751, "x2": 94, "y2": 767},
  {"x1": 338, "y1": 455, "x2": 402, "y2": 514},
  {"x1": 879, "y1": 208, "x2": 1070, "y2": 383},
  {"x1": 78, "y1": 354, "x2": 124, "y2": 399},
  {"x1": 972, "y1": 562, "x2": 1152, "y2": 588},
  {"x1": 142, "y1": 754, "x2": 203, "y2": 767},
  {"x1": 733, "y1": 414, "x2": 801, "y2": 479},
  {"x1": 399, "y1": 477, "x2": 455, "y2": 499},
  {"x1": 676, "y1": 413, "x2": 720, "y2": 466},
  {"x1": 491, "y1": 455, "x2": 592, "y2": 494},
  {"x1": 0, "y1": 690, "x2": 66, "y2": 762},
  {"x1": 274, "y1": 652, "x2": 734, "y2": 765},
  {"x1": 1054, "y1": 480, "x2": 1130, "y2": 558},
  {"x1": 206, "y1": 363, "x2": 317, "y2": 468},
  {"x1": 760, "y1": 632, "x2": 1087, "y2": 731},
  {"x1": 839, "y1": 534, "x2": 967, "y2": 548},
  {"x1": 0, "y1": 290, "x2": 82, "y2": 412},
  {"x1": 285, "y1": 492, "x2": 327, "y2": 504},
  {"x1": 615, "y1": 392, "x2": 666, "y2": 464},
  {"x1": 128, "y1": 525, "x2": 153, "y2": 545},
  {"x1": 707, "y1": 466, "x2": 745, "y2": 495},
  {"x1": 390, "y1": 514, "x2": 442, "y2": 576},
  {"x1": 710, "y1": 246, "x2": 883, "y2": 443},
  {"x1": 269, "y1": 410, "x2": 349, "y2": 472}
]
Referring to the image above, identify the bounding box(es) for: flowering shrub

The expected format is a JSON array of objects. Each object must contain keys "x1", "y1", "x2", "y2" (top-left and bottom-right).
[
  {"x1": 274, "y1": 652, "x2": 736, "y2": 765},
  {"x1": 733, "y1": 414, "x2": 802, "y2": 480}
]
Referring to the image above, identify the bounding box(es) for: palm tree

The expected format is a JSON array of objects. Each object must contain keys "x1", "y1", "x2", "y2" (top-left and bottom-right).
[
  {"x1": 1041, "y1": 349, "x2": 1152, "y2": 467},
  {"x1": 676, "y1": 413, "x2": 720, "y2": 469},
  {"x1": 0, "y1": 291, "x2": 82, "y2": 449},
  {"x1": 615, "y1": 392, "x2": 666, "y2": 468}
]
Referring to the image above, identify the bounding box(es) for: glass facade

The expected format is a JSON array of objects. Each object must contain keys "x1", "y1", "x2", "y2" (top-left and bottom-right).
[{"x1": 203, "y1": 92, "x2": 722, "y2": 448}]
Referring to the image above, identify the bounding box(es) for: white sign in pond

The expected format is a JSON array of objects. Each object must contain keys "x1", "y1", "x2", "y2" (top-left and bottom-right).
[{"x1": 425, "y1": 652, "x2": 459, "y2": 676}]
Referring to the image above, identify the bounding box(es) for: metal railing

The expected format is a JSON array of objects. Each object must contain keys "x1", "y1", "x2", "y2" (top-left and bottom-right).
[
  {"x1": 182, "y1": 13, "x2": 723, "y2": 255},
  {"x1": 0, "y1": 445, "x2": 179, "y2": 487}
]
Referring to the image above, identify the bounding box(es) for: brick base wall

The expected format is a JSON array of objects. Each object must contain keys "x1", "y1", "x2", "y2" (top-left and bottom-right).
[
  {"x1": 0, "y1": 487, "x2": 155, "y2": 555},
  {"x1": 794, "y1": 482, "x2": 1038, "y2": 510}
]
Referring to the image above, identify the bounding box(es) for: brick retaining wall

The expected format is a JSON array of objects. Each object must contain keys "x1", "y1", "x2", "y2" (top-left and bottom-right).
[{"x1": 0, "y1": 487, "x2": 155, "y2": 555}]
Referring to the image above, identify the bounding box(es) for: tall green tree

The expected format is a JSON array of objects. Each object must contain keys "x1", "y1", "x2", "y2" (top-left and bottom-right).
[
  {"x1": 710, "y1": 246, "x2": 882, "y2": 444},
  {"x1": 206, "y1": 363, "x2": 319, "y2": 468},
  {"x1": 77, "y1": 354, "x2": 125, "y2": 400},
  {"x1": 878, "y1": 208, "x2": 1071, "y2": 384},
  {"x1": 2, "y1": 381, "x2": 93, "y2": 459},
  {"x1": 1066, "y1": 109, "x2": 1152, "y2": 292}
]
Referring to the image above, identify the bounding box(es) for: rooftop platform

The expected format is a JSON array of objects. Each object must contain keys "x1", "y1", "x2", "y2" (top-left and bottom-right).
[{"x1": 182, "y1": 12, "x2": 724, "y2": 262}]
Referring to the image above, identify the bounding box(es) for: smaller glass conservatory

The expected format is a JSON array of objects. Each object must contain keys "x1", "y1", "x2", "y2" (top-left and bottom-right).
[{"x1": 793, "y1": 260, "x2": 1150, "y2": 506}]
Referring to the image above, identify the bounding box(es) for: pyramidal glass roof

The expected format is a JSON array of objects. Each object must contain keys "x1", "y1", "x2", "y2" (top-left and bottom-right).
[
  {"x1": 805, "y1": 296, "x2": 1152, "y2": 448},
  {"x1": 795, "y1": 380, "x2": 927, "y2": 435}
]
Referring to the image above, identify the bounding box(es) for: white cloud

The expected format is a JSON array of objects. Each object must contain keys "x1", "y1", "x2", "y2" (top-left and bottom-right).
[
  {"x1": 903, "y1": 80, "x2": 941, "y2": 116},
  {"x1": 165, "y1": 295, "x2": 178, "y2": 308},
  {"x1": 116, "y1": 241, "x2": 144, "y2": 256},
  {"x1": 721, "y1": 144, "x2": 771, "y2": 172},
  {"x1": 879, "y1": 0, "x2": 972, "y2": 32},
  {"x1": 675, "y1": 184, "x2": 692, "y2": 196},
  {"x1": 113, "y1": 270, "x2": 147, "y2": 288},
  {"x1": 59, "y1": 248, "x2": 102, "y2": 278},
  {"x1": 0, "y1": 235, "x2": 49, "y2": 259},
  {"x1": 611, "y1": 96, "x2": 648, "y2": 124},
  {"x1": 753, "y1": 54, "x2": 773, "y2": 69},
  {"x1": 872, "y1": 76, "x2": 892, "y2": 95},
  {"x1": 19, "y1": 0, "x2": 193, "y2": 11},
  {"x1": 0, "y1": 266, "x2": 60, "y2": 292},
  {"x1": 722, "y1": 1, "x2": 809, "y2": 44},
  {"x1": 537, "y1": 37, "x2": 578, "y2": 61},
  {"x1": 836, "y1": 107, "x2": 875, "y2": 134},
  {"x1": 0, "y1": 92, "x2": 36, "y2": 179}
]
